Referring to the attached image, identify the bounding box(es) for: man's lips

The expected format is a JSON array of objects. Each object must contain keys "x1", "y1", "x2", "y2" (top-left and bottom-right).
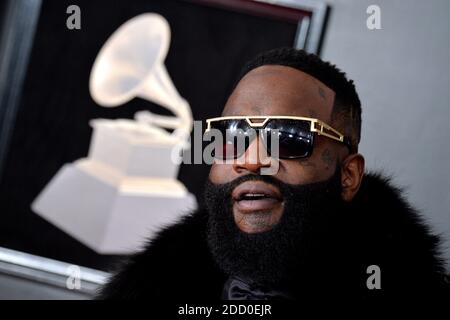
[{"x1": 232, "y1": 181, "x2": 283, "y2": 212}]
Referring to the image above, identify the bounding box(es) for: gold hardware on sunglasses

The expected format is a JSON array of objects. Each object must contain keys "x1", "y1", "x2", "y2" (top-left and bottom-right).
[{"x1": 205, "y1": 115, "x2": 346, "y2": 144}]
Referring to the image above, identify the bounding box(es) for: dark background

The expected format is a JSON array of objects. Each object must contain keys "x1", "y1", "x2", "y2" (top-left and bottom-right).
[{"x1": 0, "y1": 0, "x2": 305, "y2": 270}]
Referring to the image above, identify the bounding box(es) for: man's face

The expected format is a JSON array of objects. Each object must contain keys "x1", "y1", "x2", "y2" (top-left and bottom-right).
[{"x1": 208, "y1": 65, "x2": 347, "y2": 233}]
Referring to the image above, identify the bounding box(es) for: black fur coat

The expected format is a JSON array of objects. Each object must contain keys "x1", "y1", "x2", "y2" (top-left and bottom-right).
[{"x1": 98, "y1": 173, "x2": 449, "y2": 302}]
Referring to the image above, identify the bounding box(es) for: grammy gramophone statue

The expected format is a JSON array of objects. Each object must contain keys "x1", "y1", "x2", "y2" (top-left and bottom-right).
[{"x1": 32, "y1": 13, "x2": 197, "y2": 254}]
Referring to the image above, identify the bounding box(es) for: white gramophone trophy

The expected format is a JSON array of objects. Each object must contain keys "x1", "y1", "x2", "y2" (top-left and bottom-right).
[{"x1": 32, "y1": 13, "x2": 196, "y2": 254}]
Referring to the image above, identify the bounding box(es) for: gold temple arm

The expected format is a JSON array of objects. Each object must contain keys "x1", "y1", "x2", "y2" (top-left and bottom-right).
[{"x1": 311, "y1": 120, "x2": 344, "y2": 143}]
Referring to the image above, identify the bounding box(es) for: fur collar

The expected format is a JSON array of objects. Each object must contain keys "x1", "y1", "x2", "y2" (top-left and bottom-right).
[{"x1": 98, "y1": 172, "x2": 449, "y2": 301}]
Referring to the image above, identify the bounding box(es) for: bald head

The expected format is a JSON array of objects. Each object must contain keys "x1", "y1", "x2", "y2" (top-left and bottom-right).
[{"x1": 224, "y1": 65, "x2": 336, "y2": 124}]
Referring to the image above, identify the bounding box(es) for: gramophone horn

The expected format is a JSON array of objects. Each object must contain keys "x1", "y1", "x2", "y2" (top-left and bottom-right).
[{"x1": 89, "y1": 13, "x2": 192, "y2": 141}]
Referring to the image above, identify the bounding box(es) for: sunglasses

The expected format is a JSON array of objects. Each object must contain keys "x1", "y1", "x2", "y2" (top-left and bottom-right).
[{"x1": 205, "y1": 116, "x2": 351, "y2": 160}]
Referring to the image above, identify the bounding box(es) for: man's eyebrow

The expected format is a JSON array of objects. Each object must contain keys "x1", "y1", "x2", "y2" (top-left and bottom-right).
[{"x1": 308, "y1": 109, "x2": 318, "y2": 118}]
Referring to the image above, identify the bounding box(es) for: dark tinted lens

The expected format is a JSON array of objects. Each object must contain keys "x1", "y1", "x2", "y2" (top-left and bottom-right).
[
  {"x1": 264, "y1": 119, "x2": 313, "y2": 159},
  {"x1": 209, "y1": 119, "x2": 256, "y2": 159}
]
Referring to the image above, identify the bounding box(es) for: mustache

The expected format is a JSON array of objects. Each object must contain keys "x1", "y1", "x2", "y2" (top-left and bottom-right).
[
  {"x1": 205, "y1": 166, "x2": 342, "y2": 203},
  {"x1": 206, "y1": 173, "x2": 299, "y2": 201}
]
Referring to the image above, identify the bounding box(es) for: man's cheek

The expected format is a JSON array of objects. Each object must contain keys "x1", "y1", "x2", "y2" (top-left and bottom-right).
[
  {"x1": 209, "y1": 163, "x2": 233, "y2": 184},
  {"x1": 278, "y1": 161, "x2": 319, "y2": 185}
]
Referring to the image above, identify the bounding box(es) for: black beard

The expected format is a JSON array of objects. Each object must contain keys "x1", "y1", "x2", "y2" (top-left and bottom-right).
[{"x1": 204, "y1": 166, "x2": 344, "y2": 290}]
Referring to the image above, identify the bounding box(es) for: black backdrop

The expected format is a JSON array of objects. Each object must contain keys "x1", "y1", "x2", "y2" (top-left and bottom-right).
[{"x1": 0, "y1": 0, "x2": 303, "y2": 270}]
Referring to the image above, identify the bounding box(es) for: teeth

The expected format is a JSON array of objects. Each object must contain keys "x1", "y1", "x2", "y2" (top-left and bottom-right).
[{"x1": 240, "y1": 193, "x2": 268, "y2": 200}]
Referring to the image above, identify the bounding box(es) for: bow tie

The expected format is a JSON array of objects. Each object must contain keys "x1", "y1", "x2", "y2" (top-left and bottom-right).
[{"x1": 222, "y1": 276, "x2": 294, "y2": 300}]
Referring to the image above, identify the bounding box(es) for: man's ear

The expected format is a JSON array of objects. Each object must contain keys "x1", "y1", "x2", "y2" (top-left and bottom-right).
[{"x1": 340, "y1": 153, "x2": 365, "y2": 202}]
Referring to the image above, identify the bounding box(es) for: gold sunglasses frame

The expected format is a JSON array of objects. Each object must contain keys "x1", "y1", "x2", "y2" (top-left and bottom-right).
[{"x1": 205, "y1": 115, "x2": 347, "y2": 145}]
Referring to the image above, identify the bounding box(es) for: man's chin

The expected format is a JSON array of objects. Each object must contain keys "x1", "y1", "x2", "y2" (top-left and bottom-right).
[{"x1": 232, "y1": 204, "x2": 284, "y2": 233}]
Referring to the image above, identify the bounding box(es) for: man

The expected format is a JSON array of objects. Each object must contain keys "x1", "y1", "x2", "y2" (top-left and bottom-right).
[{"x1": 98, "y1": 48, "x2": 449, "y2": 302}]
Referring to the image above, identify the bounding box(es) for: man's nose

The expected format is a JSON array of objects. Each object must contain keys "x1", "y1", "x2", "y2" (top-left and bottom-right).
[{"x1": 232, "y1": 137, "x2": 272, "y2": 174}]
